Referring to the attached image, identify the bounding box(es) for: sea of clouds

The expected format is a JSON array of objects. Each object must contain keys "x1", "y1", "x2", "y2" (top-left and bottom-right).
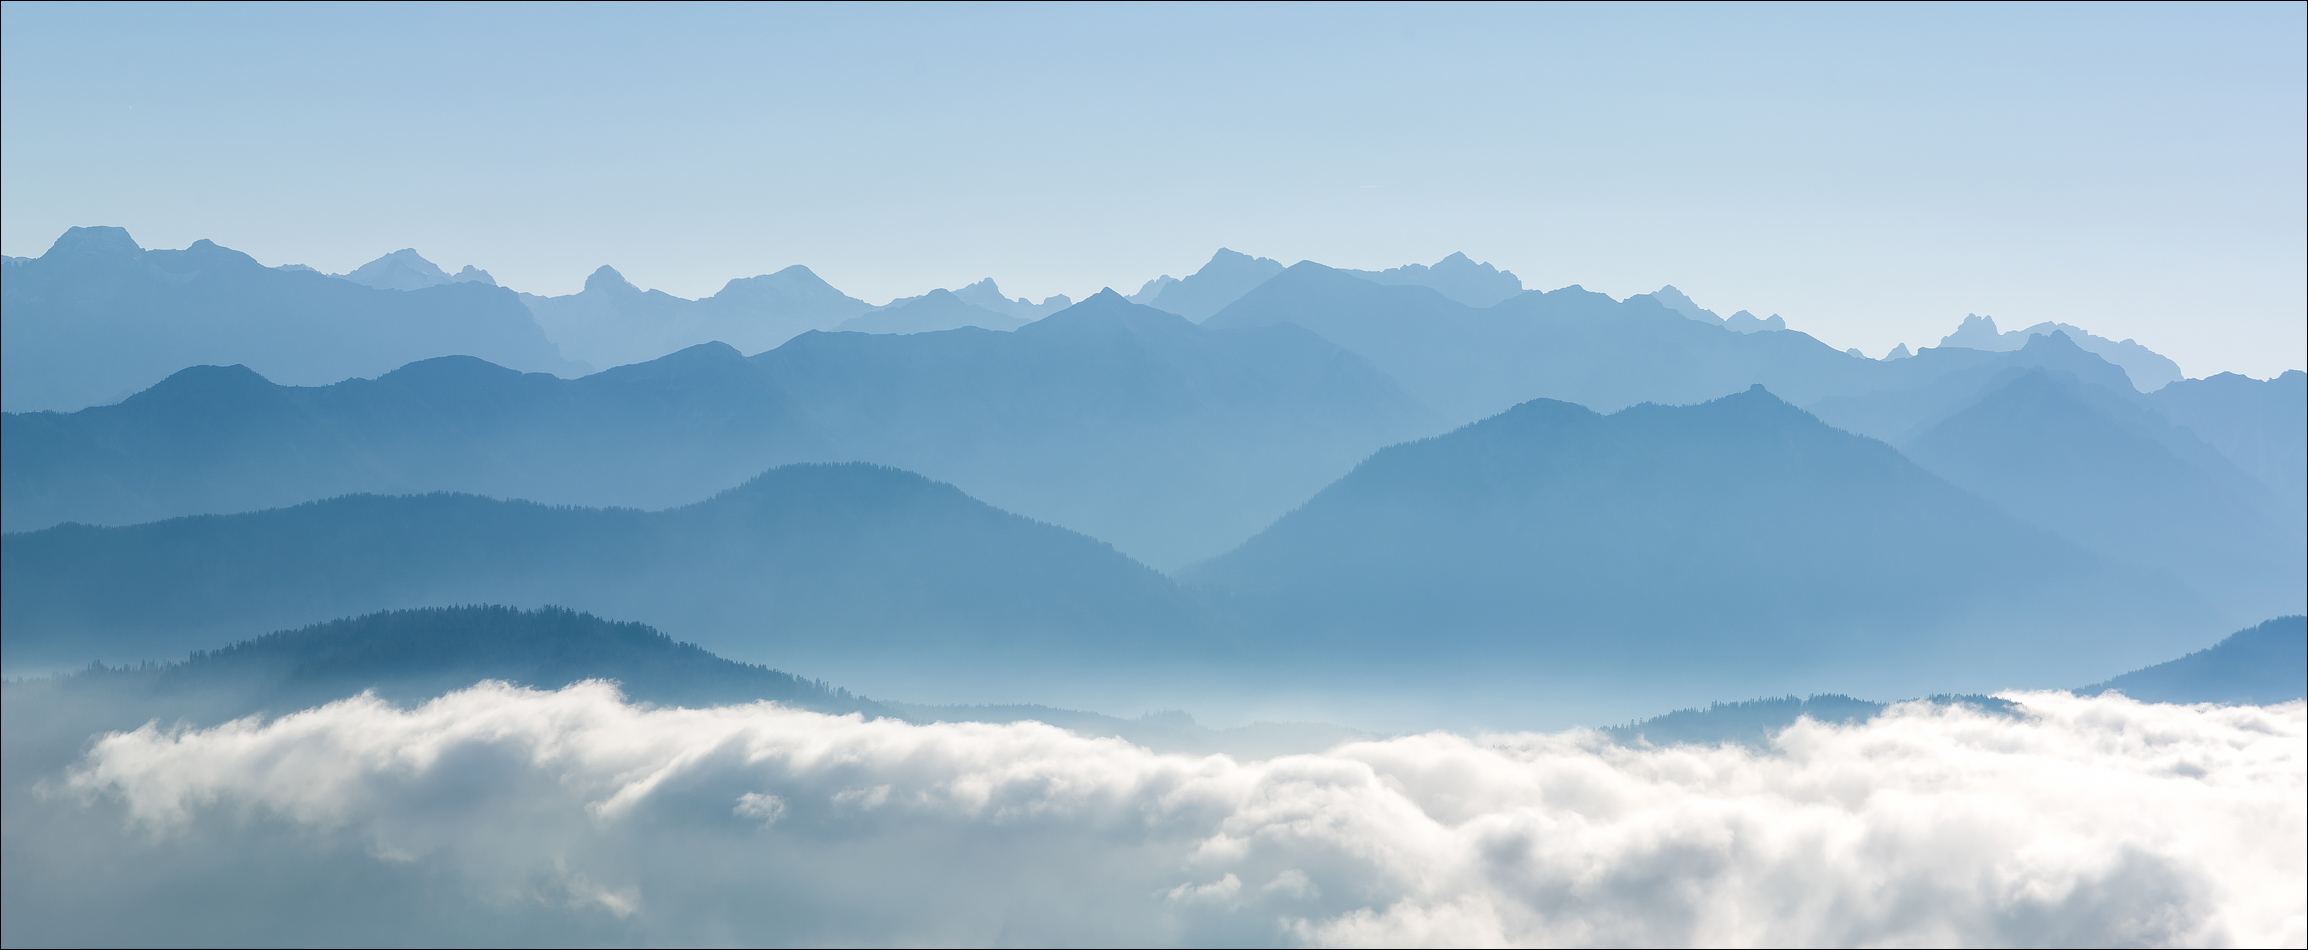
[{"x1": 18, "y1": 682, "x2": 2305, "y2": 947}]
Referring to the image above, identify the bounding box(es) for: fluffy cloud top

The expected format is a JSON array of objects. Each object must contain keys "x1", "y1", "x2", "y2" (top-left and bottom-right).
[{"x1": 56, "y1": 683, "x2": 2308, "y2": 947}]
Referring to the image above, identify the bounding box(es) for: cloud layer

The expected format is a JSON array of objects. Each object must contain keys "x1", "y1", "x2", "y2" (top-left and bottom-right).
[{"x1": 50, "y1": 684, "x2": 2308, "y2": 947}]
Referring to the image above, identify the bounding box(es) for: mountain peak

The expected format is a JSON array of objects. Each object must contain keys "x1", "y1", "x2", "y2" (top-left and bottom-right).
[
  {"x1": 42, "y1": 226, "x2": 143, "y2": 262},
  {"x1": 1647, "y1": 285, "x2": 1720, "y2": 324},
  {"x1": 340, "y1": 248, "x2": 458, "y2": 291},
  {"x1": 1940, "y1": 313, "x2": 2004, "y2": 350},
  {"x1": 584, "y1": 265, "x2": 638, "y2": 294}
]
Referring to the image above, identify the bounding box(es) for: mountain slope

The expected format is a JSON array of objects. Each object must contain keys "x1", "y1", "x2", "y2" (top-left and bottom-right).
[
  {"x1": 7, "y1": 289, "x2": 1430, "y2": 567},
  {"x1": 755, "y1": 290, "x2": 1440, "y2": 567},
  {"x1": 68, "y1": 605, "x2": 882, "y2": 718},
  {"x1": 2, "y1": 343, "x2": 822, "y2": 531},
  {"x1": 1145, "y1": 248, "x2": 1286, "y2": 320},
  {"x1": 837, "y1": 289, "x2": 1028, "y2": 333},
  {"x1": 1938, "y1": 313, "x2": 2184, "y2": 391},
  {"x1": 2080, "y1": 616, "x2": 2307, "y2": 705},
  {"x1": 1204, "y1": 262, "x2": 1874, "y2": 425},
  {"x1": 880, "y1": 278, "x2": 1071, "y2": 322},
  {"x1": 1803, "y1": 331, "x2": 2144, "y2": 443},
  {"x1": 1902, "y1": 367, "x2": 2304, "y2": 619},
  {"x1": 1341, "y1": 252, "x2": 1524, "y2": 306},
  {"x1": 0, "y1": 227, "x2": 575, "y2": 413},
  {"x1": 338, "y1": 248, "x2": 498, "y2": 290},
  {"x1": 2147, "y1": 370, "x2": 2307, "y2": 508},
  {"x1": 2, "y1": 463, "x2": 1211, "y2": 690},
  {"x1": 1184, "y1": 387, "x2": 2220, "y2": 704},
  {"x1": 520, "y1": 263, "x2": 872, "y2": 368}
]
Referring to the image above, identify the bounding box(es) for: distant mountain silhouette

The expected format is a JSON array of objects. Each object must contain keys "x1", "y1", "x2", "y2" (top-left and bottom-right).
[
  {"x1": 837, "y1": 289, "x2": 1028, "y2": 334},
  {"x1": 2147, "y1": 370, "x2": 2306, "y2": 509},
  {"x1": 4, "y1": 291, "x2": 1434, "y2": 568},
  {"x1": 1144, "y1": 248, "x2": 1286, "y2": 320},
  {"x1": 2080, "y1": 616, "x2": 2306, "y2": 705},
  {"x1": 2, "y1": 463, "x2": 1212, "y2": 686},
  {"x1": 1804, "y1": 331, "x2": 2146, "y2": 443},
  {"x1": 1723, "y1": 310, "x2": 1788, "y2": 333},
  {"x1": 1183, "y1": 386, "x2": 2221, "y2": 704},
  {"x1": 1637, "y1": 284, "x2": 1720, "y2": 324},
  {"x1": 338, "y1": 248, "x2": 498, "y2": 290},
  {"x1": 3, "y1": 343, "x2": 823, "y2": 531},
  {"x1": 1341, "y1": 252, "x2": 1524, "y2": 306},
  {"x1": 1204, "y1": 261, "x2": 1874, "y2": 425},
  {"x1": 1902, "y1": 366, "x2": 2304, "y2": 620},
  {"x1": 878, "y1": 278, "x2": 1070, "y2": 322},
  {"x1": 754, "y1": 290, "x2": 1439, "y2": 567},
  {"x1": 0, "y1": 227, "x2": 576, "y2": 413},
  {"x1": 1127, "y1": 274, "x2": 1179, "y2": 304},
  {"x1": 63, "y1": 605, "x2": 883, "y2": 718},
  {"x1": 1606, "y1": 694, "x2": 2016, "y2": 748},
  {"x1": 1938, "y1": 313, "x2": 2183, "y2": 391},
  {"x1": 25, "y1": 604, "x2": 1362, "y2": 758},
  {"x1": 1634, "y1": 287, "x2": 1796, "y2": 333},
  {"x1": 519, "y1": 263, "x2": 872, "y2": 368}
]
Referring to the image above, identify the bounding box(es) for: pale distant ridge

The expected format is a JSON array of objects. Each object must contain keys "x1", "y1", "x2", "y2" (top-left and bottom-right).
[
  {"x1": 1341, "y1": 252, "x2": 1524, "y2": 307},
  {"x1": 839, "y1": 289, "x2": 1027, "y2": 334},
  {"x1": 519, "y1": 262, "x2": 873, "y2": 367},
  {"x1": 338, "y1": 248, "x2": 497, "y2": 290},
  {"x1": 1939, "y1": 313, "x2": 2183, "y2": 391},
  {"x1": 1144, "y1": 248, "x2": 1286, "y2": 320},
  {"x1": 0, "y1": 228, "x2": 574, "y2": 413},
  {"x1": 878, "y1": 278, "x2": 1071, "y2": 323},
  {"x1": 1632, "y1": 285, "x2": 1787, "y2": 334}
]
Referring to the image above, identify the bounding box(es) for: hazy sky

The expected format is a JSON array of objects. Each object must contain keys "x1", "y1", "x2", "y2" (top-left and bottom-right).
[{"x1": 3, "y1": 2, "x2": 2301, "y2": 377}]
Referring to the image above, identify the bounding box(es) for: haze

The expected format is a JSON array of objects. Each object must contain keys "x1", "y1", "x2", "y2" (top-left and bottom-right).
[{"x1": 2, "y1": 3, "x2": 2301, "y2": 378}]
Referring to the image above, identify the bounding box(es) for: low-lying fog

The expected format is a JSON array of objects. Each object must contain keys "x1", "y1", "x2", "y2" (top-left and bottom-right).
[{"x1": 6, "y1": 682, "x2": 2299, "y2": 947}]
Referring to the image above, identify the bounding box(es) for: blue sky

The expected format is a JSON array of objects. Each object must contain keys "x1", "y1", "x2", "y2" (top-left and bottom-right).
[{"x1": 3, "y1": 2, "x2": 2300, "y2": 377}]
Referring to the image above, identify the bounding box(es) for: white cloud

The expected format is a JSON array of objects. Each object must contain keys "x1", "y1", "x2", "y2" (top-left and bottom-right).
[{"x1": 52, "y1": 683, "x2": 2308, "y2": 947}]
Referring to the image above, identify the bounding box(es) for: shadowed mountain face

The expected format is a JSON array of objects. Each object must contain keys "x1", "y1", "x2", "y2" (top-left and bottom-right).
[
  {"x1": 2148, "y1": 370, "x2": 2307, "y2": 509},
  {"x1": 4, "y1": 290, "x2": 1434, "y2": 569},
  {"x1": 519, "y1": 264, "x2": 873, "y2": 369},
  {"x1": 2080, "y1": 616, "x2": 2306, "y2": 705},
  {"x1": 1145, "y1": 248, "x2": 1286, "y2": 320},
  {"x1": 1183, "y1": 387, "x2": 2221, "y2": 705},
  {"x1": 2, "y1": 463, "x2": 1212, "y2": 693},
  {"x1": 0, "y1": 228, "x2": 577, "y2": 413},
  {"x1": 1902, "y1": 368, "x2": 2305, "y2": 621},
  {"x1": 1203, "y1": 262, "x2": 1876, "y2": 425}
]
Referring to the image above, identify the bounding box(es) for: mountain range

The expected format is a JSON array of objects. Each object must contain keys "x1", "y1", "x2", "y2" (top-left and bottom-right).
[
  {"x1": 4, "y1": 290, "x2": 1435, "y2": 569},
  {"x1": 519, "y1": 263, "x2": 873, "y2": 369},
  {"x1": 1184, "y1": 386, "x2": 2223, "y2": 708},
  {"x1": 1938, "y1": 313, "x2": 2185, "y2": 391},
  {"x1": 1, "y1": 228, "x2": 575, "y2": 413},
  {"x1": 1204, "y1": 261, "x2": 1880, "y2": 424},
  {"x1": 1902, "y1": 363, "x2": 2304, "y2": 620},
  {"x1": 835, "y1": 288, "x2": 1029, "y2": 334},
  {"x1": 4, "y1": 224, "x2": 2297, "y2": 719},
  {"x1": 2, "y1": 463, "x2": 1212, "y2": 699}
]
